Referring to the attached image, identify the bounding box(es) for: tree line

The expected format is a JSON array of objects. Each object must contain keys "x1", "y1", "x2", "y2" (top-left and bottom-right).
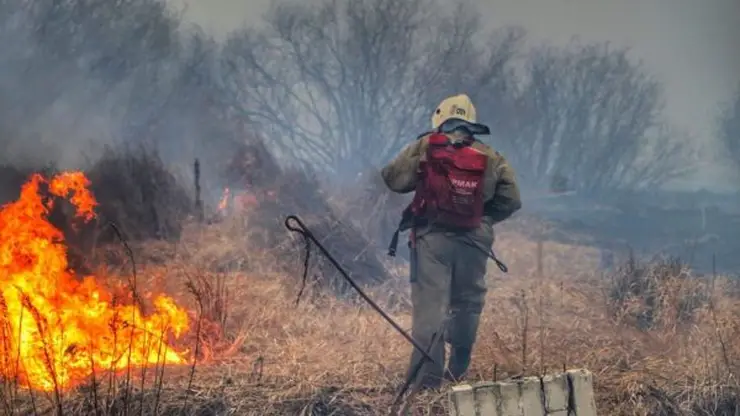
[{"x1": 0, "y1": 0, "x2": 737, "y2": 195}]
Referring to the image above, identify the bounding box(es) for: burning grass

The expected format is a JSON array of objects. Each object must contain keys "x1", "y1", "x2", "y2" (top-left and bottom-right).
[
  {"x1": 3, "y1": 170, "x2": 740, "y2": 415},
  {"x1": 0, "y1": 172, "x2": 193, "y2": 415}
]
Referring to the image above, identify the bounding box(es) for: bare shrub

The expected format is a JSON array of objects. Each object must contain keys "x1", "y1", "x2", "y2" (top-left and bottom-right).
[
  {"x1": 249, "y1": 169, "x2": 395, "y2": 297},
  {"x1": 606, "y1": 255, "x2": 708, "y2": 330},
  {"x1": 86, "y1": 144, "x2": 193, "y2": 243},
  {"x1": 330, "y1": 168, "x2": 411, "y2": 257}
]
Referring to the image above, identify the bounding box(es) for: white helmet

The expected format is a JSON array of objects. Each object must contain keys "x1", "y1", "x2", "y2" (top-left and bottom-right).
[{"x1": 431, "y1": 94, "x2": 490, "y2": 135}]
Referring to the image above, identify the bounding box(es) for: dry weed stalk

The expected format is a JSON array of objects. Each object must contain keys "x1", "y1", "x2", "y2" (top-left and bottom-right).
[
  {"x1": 19, "y1": 293, "x2": 63, "y2": 415},
  {"x1": 513, "y1": 289, "x2": 530, "y2": 376},
  {"x1": 182, "y1": 278, "x2": 206, "y2": 415}
]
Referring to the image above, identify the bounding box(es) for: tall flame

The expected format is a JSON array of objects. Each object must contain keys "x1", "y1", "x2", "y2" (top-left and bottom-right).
[{"x1": 0, "y1": 172, "x2": 189, "y2": 392}]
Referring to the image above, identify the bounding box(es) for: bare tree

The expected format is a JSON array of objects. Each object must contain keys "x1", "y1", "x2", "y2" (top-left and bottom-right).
[
  {"x1": 502, "y1": 41, "x2": 695, "y2": 193},
  {"x1": 219, "y1": 0, "x2": 524, "y2": 178},
  {"x1": 717, "y1": 85, "x2": 740, "y2": 173}
]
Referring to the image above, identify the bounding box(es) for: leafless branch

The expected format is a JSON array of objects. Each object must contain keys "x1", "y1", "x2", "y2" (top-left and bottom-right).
[
  {"x1": 219, "y1": 0, "x2": 523, "y2": 177},
  {"x1": 505, "y1": 41, "x2": 694, "y2": 192}
]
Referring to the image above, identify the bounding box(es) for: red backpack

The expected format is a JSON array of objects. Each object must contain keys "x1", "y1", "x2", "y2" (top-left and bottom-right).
[{"x1": 387, "y1": 133, "x2": 488, "y2": 256}]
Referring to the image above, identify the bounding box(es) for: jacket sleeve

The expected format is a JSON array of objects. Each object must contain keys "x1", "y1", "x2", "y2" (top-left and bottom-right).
[
  {"x1": 380, "y1": 138, "x2": 427, "y2": 194},
  {"x1": 484, "y1": 154, "x2": 522, "y2": 223}
]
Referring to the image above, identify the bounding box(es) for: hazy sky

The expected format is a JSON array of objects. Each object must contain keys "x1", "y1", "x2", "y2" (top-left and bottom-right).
[{"x1": 168, "y1": 0, "x2": 740, "y2": 189}]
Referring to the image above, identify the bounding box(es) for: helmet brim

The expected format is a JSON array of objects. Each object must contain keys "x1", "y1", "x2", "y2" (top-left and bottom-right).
[{"x1": 439, "y1": 118, "x2": 490, "y2": 135}]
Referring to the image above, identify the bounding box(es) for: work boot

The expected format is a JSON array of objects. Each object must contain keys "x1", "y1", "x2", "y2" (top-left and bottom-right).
[
  {"x1": 445, "y1": 312, "x2": 481, "y2": 380},
  {"x1": 446, "y1": 346, "x2": 473, "y2": 381}
]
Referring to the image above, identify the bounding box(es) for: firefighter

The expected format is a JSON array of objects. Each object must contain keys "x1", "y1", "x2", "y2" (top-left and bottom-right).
[{"x1": 381, "y1": 94, "x2": 522, "y2": 389}]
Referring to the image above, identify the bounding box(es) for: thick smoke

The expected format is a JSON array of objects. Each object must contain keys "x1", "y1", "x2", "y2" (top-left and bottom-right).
[
  {"x1": 0, "y1": 0, "x2": 738, "y2": 275},
  {"x1": 0, "y1": 0, "x2": 237, "y2": 191}
]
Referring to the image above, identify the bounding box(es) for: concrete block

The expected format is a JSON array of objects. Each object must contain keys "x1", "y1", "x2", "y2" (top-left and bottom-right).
[
  {"x1": 519, "y1": 377, "x2": 545, "y2": 416},
  {"x1": 542, "y1": 373, "x2": 569, "y2": 414},
  {"x1": 566, "y1": 369, "x2": 597, "y2": 416},
  {"x1": 449, "y1": 384, "x2": 476, "y2": 416},
  {"x1": 497, "y1": 381, "x2": 521, "y2": 416},
  {"x1": 445, "y1": 369, "x2": 597, "y2": 416},
  {"x1": 473, "y1": 382, "x2": 499, "y2": 416}
]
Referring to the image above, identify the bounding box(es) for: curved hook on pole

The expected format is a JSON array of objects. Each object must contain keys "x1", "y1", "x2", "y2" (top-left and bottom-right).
[
  {"x1": 284, "y1": 215, "x2": 306, "y2": 234},
  {"x1": 283, "y1": 214, "x2": 435, "y2": 365}
]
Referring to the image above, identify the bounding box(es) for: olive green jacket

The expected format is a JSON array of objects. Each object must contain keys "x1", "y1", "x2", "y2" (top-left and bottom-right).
[{"x1": 381, "y1": 132, "x2": 522, "y2": 224}]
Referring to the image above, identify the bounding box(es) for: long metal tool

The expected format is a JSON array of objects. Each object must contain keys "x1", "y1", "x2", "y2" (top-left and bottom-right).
[
  {"x1": 387, "y1": 329, "x2": 442, "y2": 416},
  {"x1": 284, "y1": 214, "x2": 435, "y2": 364}
]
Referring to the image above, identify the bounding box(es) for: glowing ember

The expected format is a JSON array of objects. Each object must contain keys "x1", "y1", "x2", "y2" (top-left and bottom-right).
[{"x1": 0, "y1": 172, "x2": 190, "y2": 392}]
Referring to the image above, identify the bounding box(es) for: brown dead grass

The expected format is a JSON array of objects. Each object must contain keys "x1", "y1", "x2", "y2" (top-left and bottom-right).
[{"x1": 12, "y1": 213, "x2": 740, "y2": 416}]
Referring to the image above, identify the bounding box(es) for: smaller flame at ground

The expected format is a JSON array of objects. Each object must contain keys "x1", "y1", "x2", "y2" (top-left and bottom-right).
[
  {"x1": 218, "y1": 187, "x2": 231, "y2": 212},
  {"x1": 217, "y1": 187, "x2": 261, "y2": 215},
  {"x1": 0, "y1": 172, "x2": 190, "y2": 392}
]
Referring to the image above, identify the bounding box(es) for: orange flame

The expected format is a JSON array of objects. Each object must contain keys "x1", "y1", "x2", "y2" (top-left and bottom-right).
[
  {"x1": 0, "y1": 172, "x2": 190, "y2": 392},
  {"x1": 218, "y1": 188, "x2": 231, "y2": 212}
]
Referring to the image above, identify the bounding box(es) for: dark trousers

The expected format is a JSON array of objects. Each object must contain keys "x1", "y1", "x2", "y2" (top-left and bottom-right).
[{"x1": 406, "y1": 219, "x2": 493, "y2": 389}]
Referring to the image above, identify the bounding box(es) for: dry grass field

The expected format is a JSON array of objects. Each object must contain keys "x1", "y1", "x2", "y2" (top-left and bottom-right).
[{"x1": 2, "y1": 172, "x2": 740, "y2": 416}]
